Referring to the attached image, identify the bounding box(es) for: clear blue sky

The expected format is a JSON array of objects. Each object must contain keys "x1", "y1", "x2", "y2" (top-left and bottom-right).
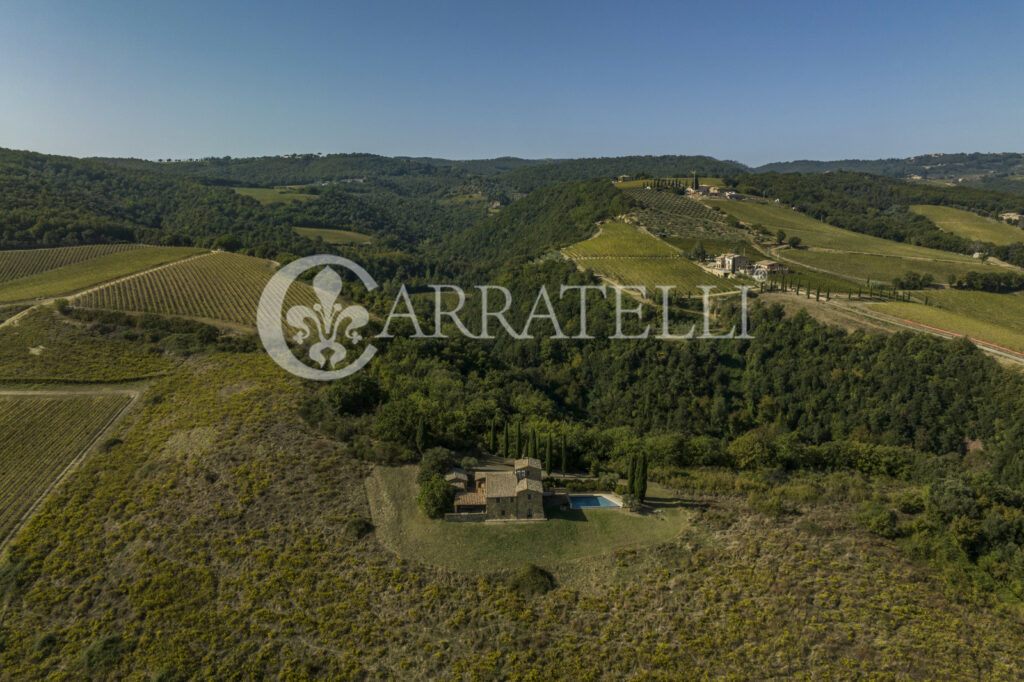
[{"x1": 1, "y1": 0, "x2": 1021, "y2": 166}]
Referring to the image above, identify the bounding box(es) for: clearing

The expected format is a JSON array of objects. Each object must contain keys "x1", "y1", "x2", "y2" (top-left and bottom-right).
[
  {"x1": 294, "y1": 226, "x2": 372, "y2": 245},
  {"x1": 365, "y1": 465, "x2": 687, "y2": 573},
  {"x1": 234, "y1": 186, "x2": 317, "y2": 204}
]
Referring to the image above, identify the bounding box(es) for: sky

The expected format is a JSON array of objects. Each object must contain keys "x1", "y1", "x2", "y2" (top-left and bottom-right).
[{"x1": 1, "y1": 0, "x2": 1022, "y2": 166}]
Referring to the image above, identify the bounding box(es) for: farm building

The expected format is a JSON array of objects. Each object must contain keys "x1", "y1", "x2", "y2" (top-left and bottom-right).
[
  {"x1": 754, "y1": 260, "x2": 787, "y2": 274},
  {"x1": 715, "y1": 253, "x2": 751, "y2": 273},
  {"x1": 449, "y1": 458, "x2": 545, "y2": 521}
]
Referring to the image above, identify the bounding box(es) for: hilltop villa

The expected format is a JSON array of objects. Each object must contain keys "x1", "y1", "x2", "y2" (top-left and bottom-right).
[{"x1": 447, "y1": 457, "x2": 545, "y2": 521}]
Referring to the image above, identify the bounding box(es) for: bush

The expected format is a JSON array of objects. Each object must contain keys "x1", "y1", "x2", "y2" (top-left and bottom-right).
[
  {"x1": 857, "y1": 501, "x2": 899, "y2": 539},
  {"x1": 345, "y1": 517, "x2": 374, "y2": 539},
  {"x1": 417, "y1": 474, "x2": 454, "y2": 519},
  {"x1": 53, "y1": 298, "x2": 70, "y2": 314},
  {"x1": 82, "y1": 634, "x2": 130, "y2": 670},
  {"x1": 510, "y1": 564, "x2": 556, "y2": 596}
]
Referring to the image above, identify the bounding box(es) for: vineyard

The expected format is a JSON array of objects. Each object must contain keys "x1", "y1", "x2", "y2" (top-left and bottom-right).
[
  {"x1": 74, "y1": 251, "x2": 318, "y2": 327},
  {"x1": 564, "y1": 223, "x2": 725, "y2": 293},
  {"x1": 0, "y1": 391, "x2": 133, "y2": 548},
  {"x1": 0, "y1": 244, "x2": 149, "y2": 284},
  {"x1": 781, "y1": 248, "x2": 992, "y2": 286},
  {"x1": 910, "y1": 204, "x2": 1023, "y2": 246},
  {"x1": 564, "y1": 223, "x2": 678, "y2": 258},
  {"x1": 625, "y1": 189, "x2": 726, "y2": 224},
  {"x1": 0, "y1": 246, "x2": 203, "y2": 304},
  {"x1": 705, "y1": 199, "x2": 981, "y2": 261}
]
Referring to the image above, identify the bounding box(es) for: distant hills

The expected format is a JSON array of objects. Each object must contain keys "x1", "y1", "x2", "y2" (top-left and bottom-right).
[{"x1": 80, "y1": 150, "x2": 1024, "y2": 194}]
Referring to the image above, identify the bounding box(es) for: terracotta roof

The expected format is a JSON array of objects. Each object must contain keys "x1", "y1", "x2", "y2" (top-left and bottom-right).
[
  {"x1": 454, "y1": 490, "x2": 485, "y2": 507},
  {"x1": 516, "y1": 478, "x2": 543, "y2": 494},
  {"x1": 444, "y1": 469, "x2": 468, "y2": 482},
  {"x1": 485, "y1": 471, "x2": 517, "y2": 498},
  {"x1": 514, "y1": 457, "x2": 542, "y2": 471}
]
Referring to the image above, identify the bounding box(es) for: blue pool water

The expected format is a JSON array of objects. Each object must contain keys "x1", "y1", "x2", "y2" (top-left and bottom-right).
[{"x1": 569, "y1": 495, "x2": 620, "y2": 509}]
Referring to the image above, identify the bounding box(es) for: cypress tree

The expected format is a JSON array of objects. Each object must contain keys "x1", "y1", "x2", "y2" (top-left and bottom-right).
[
  {"x1": 489, "y1": 420, "x2": 497, "y2": 452},
  {"x1": 638, "y1": 454, "x2": 648, "y2": 503},
  {"x1": 545, "y1": 434, "x2": 552, "y2": 473},
  {"x1": 560, "y1": 434, "x2": 567, "y2": 473},
  {"x1": 622, "y1": 454, "x2": 630, "y2": 497},
  {"x1": 516, "y1": 422, "x2": 522, "y2": 457},
  {"x1": 415, "y1": 416, "x2": 426, "y2": 454},
  {"x1": 503, "y1": 422, "x2": 510, "y2": 457}
]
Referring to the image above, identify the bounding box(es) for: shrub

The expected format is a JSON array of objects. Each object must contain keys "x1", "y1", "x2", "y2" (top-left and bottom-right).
[
  {"x1": 417, "y1": 474, "x2": 454, "y2": 519},
  {"x1": 345, "y1": 517, "x2": 374, "y2": 540},
  {"x1": 510, "y1": 564, "x2": 556, "y2": 596},
  {"x1": 82, "y1": 634, "x2": 130, "y2": 671},
  {"x1": 857, "y1": 501, "x2": 899, "y2": 539}
]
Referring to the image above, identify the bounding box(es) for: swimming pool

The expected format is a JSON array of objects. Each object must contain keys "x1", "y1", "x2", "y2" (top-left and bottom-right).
[{"x1": 569, "y1": 494, "x2": 620, "y2": 509}]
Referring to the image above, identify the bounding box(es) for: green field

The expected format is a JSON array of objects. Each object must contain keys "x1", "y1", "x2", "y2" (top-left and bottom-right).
[
  {"x1": 0, "y1": 392, "x2": 133, "y2": 547},
  {"x1": 876, "y1": 289, "x2": 1024, "y2": 350},
  {"x1": 564, "y1": 222, "x2": 678, "y2": 257},
  {"x1": 0, "y1": 244, "x2": 149, "y2": 284},
  {"x1": 75, "y1": 251, "x2": 318, "y2": 327},
  {"x1": 0, "y1": 246, "x2": 203, "y2": 304},
  {"x1": 706, "y1": 200, "x2": 979, "y2": 261},
  {"x1": 871, "y1": 299, "x2": 1024, "y2": 354},
  {"x1": 294, "y1": 226, "x2": 373, "y2": 244},
  {"x1": 781, "y1": 248, "x2": 993, "y2": 286},
  {"x1": 234, "y1": 186, "x2": 317, "y2": 204},
  {"x1": 563, "y1": 223, "x2": 725, "y2": 292},
  {"x1": 366, "y1": 466, "x2": 686, "y2": 573},
  {"x1": 910, "y1": 205, "x2": 1024, "y2": 246}
]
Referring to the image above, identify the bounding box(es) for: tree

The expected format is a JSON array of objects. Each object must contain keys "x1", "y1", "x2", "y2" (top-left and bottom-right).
[
  {"x1": 560, "y1": 434, "x2": 567, "y2": 473},
  {"x1": 417, "y1": 474, "x2": 454, "y2": 519},
  {"x1": 787, "y1": 235, "x2": 801, "y2": 248},
  {"x1": 545, "y1": 433, "x2": 552, "y2": 472},
  {"x1": 516, "y1": 422, "x2": 522, "y2": 458},
  {"x1": 638, "y1": 454, "x2": 648, "y2": 503},
  {"x1": 489, "y1": 419, "x2": 497, "y2": 452},
  {"x1": 503, "y1": 421, "x2": 510, "y2": 457},
  {"x1": 776, "y1": 229, "x2": 787, "y2": 244},
  {"x1": 417, "y1": 447, "x2": 454, "y2": 484},
  {"x1": 627, "y1": 455, "x2": 637, "y2": 496}
]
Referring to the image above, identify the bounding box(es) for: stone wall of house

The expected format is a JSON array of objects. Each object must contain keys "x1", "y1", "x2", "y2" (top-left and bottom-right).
[
  {"x1": 515, "y1": 490, "x2": 544, "y2": 519},
  {"x1": 444, "y1": 512, "x2": 488, "y2": 523},
  {"x1": 486, "y1": 497, "x2": 516, "y2": 519}
]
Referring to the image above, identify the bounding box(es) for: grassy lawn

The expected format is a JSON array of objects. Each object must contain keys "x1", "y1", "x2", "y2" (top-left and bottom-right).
[
  {"x1": 0, "y1": 246, "x2": 203, "y2": 303},
  {"x1": 706, "y1": 200, "x2": 978, "y2": 261},
  {"x1": 910, "y1": 205, "x2": 1024, "y2": 246},
  {"x1": 365, "y1": 465, "x2": 688, "y2": 573},
  {"x1": 782, "y1": 248, "x2": 992, "y2": 285},
  {"x1": 293, "y1": 226, "x2": 372, "y2": 244},
  {"x1": 234, "y1": 186, "x2": 317, "y2": 204}
]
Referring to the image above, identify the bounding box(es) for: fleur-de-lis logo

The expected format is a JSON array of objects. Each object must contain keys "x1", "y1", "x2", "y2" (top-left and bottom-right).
[
  {"x1": 286, "y1": 266, "x2": 370, "y2": 368},
  {"x1": 257, "y1": 255, "x2": 378, "y2": 381}
]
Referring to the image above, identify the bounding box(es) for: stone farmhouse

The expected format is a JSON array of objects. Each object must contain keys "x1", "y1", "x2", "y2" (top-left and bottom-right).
[{"x1": 447, "y1": 457, "x2": 544, "y2": 521}]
